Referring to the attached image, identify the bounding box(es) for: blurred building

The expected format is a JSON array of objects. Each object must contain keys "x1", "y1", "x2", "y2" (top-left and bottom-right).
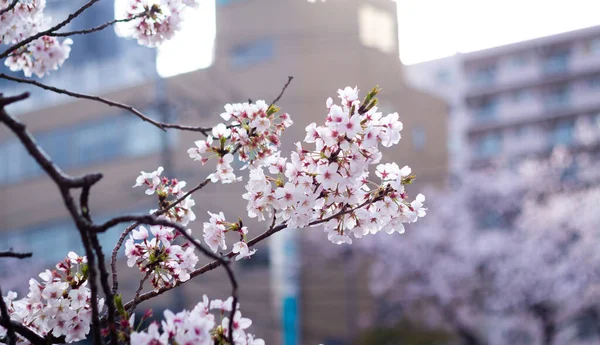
[
  {"x1": 0, "y1": 0, "x2": 448, "y2": 344},
  {"x1": 405, "y1": 25, "x2": 600, "y2": 173}
]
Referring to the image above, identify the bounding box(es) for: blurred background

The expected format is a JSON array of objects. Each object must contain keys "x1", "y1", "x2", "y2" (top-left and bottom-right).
[{"x1": 1, "y1": 0, "x2": 600, "y2": 344}]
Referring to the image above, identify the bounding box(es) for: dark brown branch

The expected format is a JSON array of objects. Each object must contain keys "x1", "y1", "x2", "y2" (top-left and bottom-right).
[
  {"x1": 0, "y1": 0, "x2": 101, "y2": 59},
  {"x1": 0, "y1": 285, "x2": 16, "y2": 345},
  {"x1": 77, "y1": 229, "x2": 103, "y2": 345},
  {"x1": 270, "y1": 76, "x2": 293, "y2": 106},
  {"x1": 0, "y1": 74, "x2": 167, "y2": 131},
  {"x1": 89, "y1": 234, "x2": 118, "y2": 345},
  {"x1": 0, "y1": 251, "x2": 32, "y2": 259},
  {"x1": 50, "y1": 12, "x2": 147, "y2": 37},
  {"x1": 0, "y1": 0, "x2": 19, "y2": 18}
]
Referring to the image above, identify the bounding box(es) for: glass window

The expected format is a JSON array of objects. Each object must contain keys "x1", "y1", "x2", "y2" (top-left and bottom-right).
[
  {"x1": 512, "y1": 89, "x2": 530, "y2": 103},
  {"x1": 470, "y1": 64, "x2": 496, "y2": 86},
  {"x1": 231, "y1": 38, "x2": 275, "y2": 70},
  {"x1": 550, "y1": 121, "x2": 574, "y2": 147},
  {"x1": 586, "y1": 38, "x2": 600, "y2": 55},
  {"x1": 436, "y1": 69, "x2": 451, "y2": 84},
  {"x1": 587, "y1": 75, "x2": 600, "y2": 89},
  {"x1": 475, "y1": 132, "x2": 502, "y2": 158},
  {"x1": 411, "y1": 126, "x2": 425, "y2": 151},
  {"x1": 543, "y1": 50, "x2": 570, "y2": 75},
  {"x1": 509, "y1": 53, "x2": 528, "y2": 67},
  {"x1": 544, "y1": 84, "x2": 570, "y2": 109},
  {"x1": 474, "y1": 98, "x2": 497, "y2": 121}
]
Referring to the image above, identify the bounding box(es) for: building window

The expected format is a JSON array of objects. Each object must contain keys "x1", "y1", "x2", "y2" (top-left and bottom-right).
[
  {"x1": 543, "y1": 50, "x2": 570, "y2": 75},
  {"x1": 0, "y1": 110, "x2": 170, "y2": 186},
  {"x1": 474, "y1": 132, "x2": 502, "y2": 158},
  {"x1": 587, "y1": 75, "x2": 600, "y2": 89},
  {"x1": 474, "y1": 97, "x2": 497, "y2": 121},
  {"x1": 230, "y1": 38, "x2": 274, "y2": 70},
  {"x1": 585, "y1": 37, "x2": 600, "y2": 55},
  {"x1": 358, "y1": 4, "x2": 396, "y2": 54},
  {"x1": 543, "y1": 84, "x2": 570, "y2": 109},
  {"x1": 509, "y1": 53, "x2": 528, "y2": 67},
  {"x1": 470, "y1": 64, "x2": 496, "y2": 86},
  {"x1": 411, "y1": 126, "x2": 426, "y2": 151},
  {"x1": 512, "y1": 89, "x2": 530, "y2": 103},
  {"x1": 550, "y1": 121, "x2": 574, "y2": 147}
]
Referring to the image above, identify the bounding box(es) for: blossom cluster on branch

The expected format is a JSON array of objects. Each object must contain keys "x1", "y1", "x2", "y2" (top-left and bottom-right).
[
  {"x1": 0, "y1": 0, "x2": 72, "y2": 77},
  {"x1": 129, "y1": 296, "x2": 263, "y2": 345},
  {"x1": 0, "y1": 252, "x2": 103, "y2": 344}
]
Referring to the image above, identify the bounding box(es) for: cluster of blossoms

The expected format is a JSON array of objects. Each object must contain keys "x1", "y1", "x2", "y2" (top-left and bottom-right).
[
  {"x1": 242, "y1": 86, "x2": 426, "y2": 244},
  {"x1": 0, "y1": 252, "x2": 104, "y2": 343},
  {"x1": 130, "y1": 295, "x2": 264, "y2": 345},
  {"x1": 127, "y1": 167, "x2": 199, "y2": 289},
  {"x1": 202, "y1": 211, "x2": 256, "y2": 260},
  {"x1": 188, "y1": 100, "x2": 293, "y2": 184},
  {"x1": 119, "y1": 0, "x2": 200, "y2": 47},
  {"x1": 1, "y1": 0, "x2": 73, "y2": 77}
]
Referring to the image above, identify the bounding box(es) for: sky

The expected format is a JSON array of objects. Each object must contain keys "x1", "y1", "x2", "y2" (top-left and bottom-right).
[{"x1": 396, "y1": 0, "x2": 600, "y2": 65}]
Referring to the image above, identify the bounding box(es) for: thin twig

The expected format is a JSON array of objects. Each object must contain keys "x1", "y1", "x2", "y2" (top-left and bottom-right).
[
  {"x1": 50, "y1": 12, "x2": 147, "y2": 37},
  {"x1": 0, "y1": 251, "x2": 32, "y2": 259},
  {"x1": 0, "y1": 0, "x2": 102, "y2": 59},
  {"x1": 270, "y1": 76, "x2": 293, "y2": 106},
  {"x1": 0, "y1": 74, "x2": 167, "y2": 131}
]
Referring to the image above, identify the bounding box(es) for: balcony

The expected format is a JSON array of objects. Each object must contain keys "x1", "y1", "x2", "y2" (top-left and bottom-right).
[{"x1": 542, "y1": 52, "x2": 570, "y2": 76}]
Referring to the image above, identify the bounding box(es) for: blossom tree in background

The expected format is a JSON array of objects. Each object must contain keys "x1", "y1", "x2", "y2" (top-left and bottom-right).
[
  {"x1": 0, "y1": 1, "x2": 428, "y2": 344},
  {"x1": 361, "y1": 150, "x2": 600, "y2": 345}
]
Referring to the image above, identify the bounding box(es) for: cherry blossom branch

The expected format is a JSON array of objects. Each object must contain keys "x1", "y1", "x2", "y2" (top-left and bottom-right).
[
  {"x1": 49, "y1": 12, "x2": 148, "y2": 37},
  {"x1": 93, "y1": 215, "x2": 239, "y2": 343},
  {"x1": 0, "y1": 251, "x2": 32, "y2": 259},
  {"x1": 0, "y1": 0, "x2": 19, "y2": 17},
  {"x1": 0, "y1": 0, "x2": 101, "y2": 59},
  {"x1": 109, "y1": 177, "x2": 212, "y2": 294}
]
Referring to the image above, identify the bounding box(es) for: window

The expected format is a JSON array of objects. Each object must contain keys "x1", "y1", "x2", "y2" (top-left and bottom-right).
[
  {"x1": 0, "y1": 109, "x2": 172, "y2": 186},
  {"x1": 512, "y1": 89, "x2": 530, "y2": 103},
  {"x1": 509, "y1": 53, "x2": 528, "y2": 67},
  {"x1": 474, "y1": 97, "x2": 497, "y2": 121},
  {"x1": 515, "y1": 125, "x2": 529, "y2": 138},
  {"x1": 231, "y1": 38, "x2": 274, "y2": 69},
  {"x1": 587, "y1": 75, "x2": 600, "y2": 89},
  {"x1": 470, "y1": 64, "x2": 496, "y2": 86},
  {"x1": 411, "y1": 126, "x2": 425, "y2": 151},
  {"x1": 544, "y1": 84, "x2": 570, "y2": 109},
  {"x1": 585, "y1": 37, "x2": 600, "y2": 55},
  {"x1": 474, "y1": 132, "x2": 502, "y2": 158},
  {"x1": 543, "y1": 50, "x2": 570, "y2": 75},
  {"x1": 550, "y1": 121, "x2": 574, "y2": 147},
  {"x1": 358, "y1": 4, "x2": 396, "y2": 54}
]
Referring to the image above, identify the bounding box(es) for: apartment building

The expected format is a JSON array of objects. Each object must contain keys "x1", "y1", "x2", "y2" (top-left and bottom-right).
[
  {"x1": 0, "y1": 0, "x2": 448, "y2": 344},
  {"x1": 405, "y1": 25, "x2": 600, "y2": 173}
]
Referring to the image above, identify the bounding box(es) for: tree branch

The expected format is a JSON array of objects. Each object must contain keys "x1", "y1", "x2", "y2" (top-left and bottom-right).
[
  {"x1": 0, "y1": 0, "x2": 101, "y2": 59},
  {"x1": 0, "y1": 74, "x2": 167, "y2": 131},
  {"x1": 0, "y1": 0, "x2": 19, "y2": 18},
  {"x1": 50, "y1": 12, "x2": 147, "y2": 37},
  {"x1": 270, "y1": 76, "x2": 293, "y2": 106},
  {"x1": 0, "y1": 251, "x2": 32, "y2": 259}
]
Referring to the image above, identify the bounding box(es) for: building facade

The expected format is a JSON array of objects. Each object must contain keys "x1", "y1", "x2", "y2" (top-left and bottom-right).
[
  {"x1": 405, "y1": 25, "x2": 600, "y2": 173},
  {"x1": 0, "y1": 0, "x2": 448, "y2": 344}
]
